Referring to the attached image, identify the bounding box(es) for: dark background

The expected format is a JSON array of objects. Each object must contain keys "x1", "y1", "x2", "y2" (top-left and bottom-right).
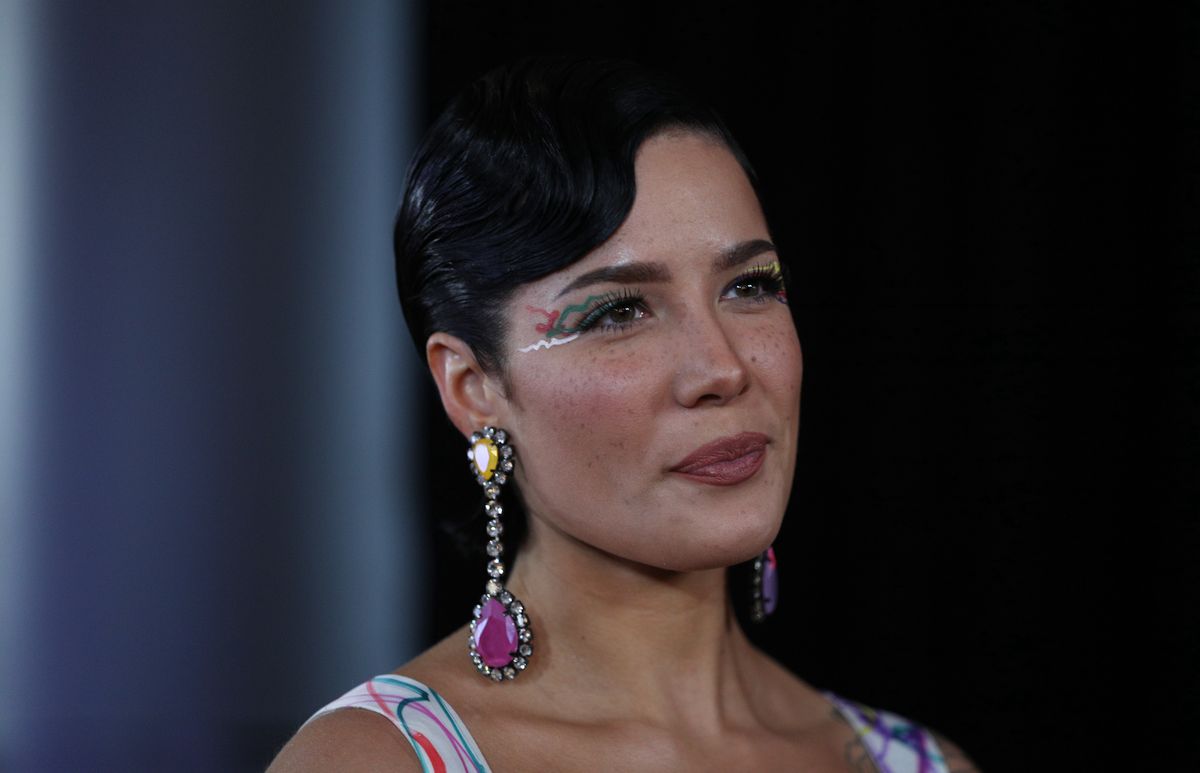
[
  {"x1": 420, "y1": 3, "x2": 1199, "y2": 772},
  {"x1": 2, "y1": 2, "x2": 1195, "y2": 771}
]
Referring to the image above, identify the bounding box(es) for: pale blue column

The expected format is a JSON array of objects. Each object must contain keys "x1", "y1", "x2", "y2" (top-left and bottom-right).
[
  {"x1": 7, "y1": 2, "x2": 424, "y2": 770},
  {"x1": 0, "y1": 0, "x2": 37, "y2": 764}
]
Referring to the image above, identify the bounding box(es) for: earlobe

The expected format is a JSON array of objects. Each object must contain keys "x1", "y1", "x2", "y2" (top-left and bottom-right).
[{"x1": 426, "y1": 332, "x2": 505, "y2": 437}]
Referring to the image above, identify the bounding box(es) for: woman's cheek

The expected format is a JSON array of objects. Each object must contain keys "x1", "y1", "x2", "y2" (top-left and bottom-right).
[{"x1": 515, "y1": 345, "x2": 661, "y2": 472}]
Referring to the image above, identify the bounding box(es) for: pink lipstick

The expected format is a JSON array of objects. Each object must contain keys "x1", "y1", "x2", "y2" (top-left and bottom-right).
[{"x1": 670, "y1": 432, "x2": 768, "y2": 486}]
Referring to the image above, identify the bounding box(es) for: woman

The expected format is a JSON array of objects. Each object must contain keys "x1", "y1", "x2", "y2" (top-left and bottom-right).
[{"x1": 270, "y1": 57, "x2": 978, "y2": 772}]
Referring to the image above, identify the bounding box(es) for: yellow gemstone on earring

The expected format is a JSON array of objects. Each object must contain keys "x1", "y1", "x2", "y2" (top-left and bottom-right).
[{"x1": 471, "y1": 437, "x2": 499, "y2": 480}]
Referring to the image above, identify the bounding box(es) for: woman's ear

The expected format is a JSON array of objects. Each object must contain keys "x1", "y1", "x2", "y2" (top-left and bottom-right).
[{"x1": 426, "y1": 332, "x2": 508, "y2": 438}]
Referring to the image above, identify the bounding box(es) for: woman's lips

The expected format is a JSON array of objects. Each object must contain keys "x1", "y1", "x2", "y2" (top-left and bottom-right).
[{"x1": 669, "y1": 432, "x2": 769, "y2": 486}]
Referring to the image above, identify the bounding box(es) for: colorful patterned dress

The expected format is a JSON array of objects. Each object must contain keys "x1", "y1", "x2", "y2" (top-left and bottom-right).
[{"x1": 307, "y1": 674, "x2": 949, "y2": 772}]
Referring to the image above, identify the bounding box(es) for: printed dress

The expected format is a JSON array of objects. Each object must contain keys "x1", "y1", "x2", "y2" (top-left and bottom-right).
[{"x1": 307, "y1": 674, "x2": 949, "y2": 773}]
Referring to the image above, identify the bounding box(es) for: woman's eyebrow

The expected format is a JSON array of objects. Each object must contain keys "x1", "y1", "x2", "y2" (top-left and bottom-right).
[
  {"x1": 553, "y1": 239, "x2": 778, "y2": 299},
  {"x1": 554, "y1": 262, "x2": 670, "y2": 299},
  {"x1": 713, "y1": 239, "x2": 777, "y2": 272}
]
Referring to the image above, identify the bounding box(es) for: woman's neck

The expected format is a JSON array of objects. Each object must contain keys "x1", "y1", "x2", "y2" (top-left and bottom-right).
[{"x1": 504, "y1": 524, "x2": 767, "y2": 734}]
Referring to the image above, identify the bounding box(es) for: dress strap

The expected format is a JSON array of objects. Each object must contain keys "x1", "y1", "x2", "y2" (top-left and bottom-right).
[
  {"x1": 307, "y1": 674, "x2": 492, "y2": 773},
  {"x1": 823, "y1": 691, "x2": 949, "y2": 773}
]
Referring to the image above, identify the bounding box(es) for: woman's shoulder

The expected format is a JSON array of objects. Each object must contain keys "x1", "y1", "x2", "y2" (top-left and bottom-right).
[
  {"x1": 822, "y1": 691, "x2": 981, "y2": 773},
  {"x1": 268, "y1": 669, "x2": 488, "y2": 773},
  {"x1": 267, "y1": 699, "x2": 422, "y2": 773},
  {"x1": 267, "y1": 632, "x2": 489, "y2": 773}
]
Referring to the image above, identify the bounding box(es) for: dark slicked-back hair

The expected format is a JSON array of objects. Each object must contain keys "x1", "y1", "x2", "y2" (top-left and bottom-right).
[{"x1": 395, "y1": 56, "x2": 760, "y2": 378}]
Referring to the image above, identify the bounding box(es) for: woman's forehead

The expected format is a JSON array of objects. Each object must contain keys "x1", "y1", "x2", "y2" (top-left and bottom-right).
[{"x1": 517, "y1": 134, "x2": 771, "y2": 303}]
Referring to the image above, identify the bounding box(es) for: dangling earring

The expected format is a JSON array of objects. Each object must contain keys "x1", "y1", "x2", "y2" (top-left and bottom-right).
[
  {"x1": 750, "y1": 545, "x2": 778, "y2": 623},
  {"x1": 466, "y1": 426, "x2": 533, "y2": 682}
]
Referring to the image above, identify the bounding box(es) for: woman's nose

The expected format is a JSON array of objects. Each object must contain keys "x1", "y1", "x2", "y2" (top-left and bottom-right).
[{"x1": 670, "y1": 312, "x2": 751, "y2": 408}]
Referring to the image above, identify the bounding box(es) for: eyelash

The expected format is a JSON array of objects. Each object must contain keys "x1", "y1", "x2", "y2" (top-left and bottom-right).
[
  {"x1": 574, "y1": 288, "x2": 646, "y2": 334},
  {"x1": 572, "y1": 265, "x2": 788, "y2": 335}
]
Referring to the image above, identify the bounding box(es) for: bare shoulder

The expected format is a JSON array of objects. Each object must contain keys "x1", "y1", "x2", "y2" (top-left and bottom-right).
[
  {"x1": 930, "y1": 729, "x2": 984, "y2": 773},
  {"x1": 267, "y1": 628, "x2": 477, "y2": 773},
  {"x1": 266, "y1": 708, "x2": 420, "y2": 773}
]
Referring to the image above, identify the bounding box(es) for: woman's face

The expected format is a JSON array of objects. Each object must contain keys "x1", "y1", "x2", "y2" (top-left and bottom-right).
[{"x1": 495, "y1": 131, "x2": 803, "y2": 572}]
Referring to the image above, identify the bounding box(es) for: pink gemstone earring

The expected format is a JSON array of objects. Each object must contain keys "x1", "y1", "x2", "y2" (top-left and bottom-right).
[
  {"x1": 750, "y1": 545, "x2": 778, "y2": 623},
  {"x1": 466, "y1": 426, "x2": 533, "y2": 681}
]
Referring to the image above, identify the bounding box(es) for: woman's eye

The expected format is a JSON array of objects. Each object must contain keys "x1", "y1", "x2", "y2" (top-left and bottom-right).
[
  {"x1": 731, "y1": 279, "x2": 764, "y2": 298},
  {"x1": 596, "y1": 302, "x2": 643, "y2": 327},
  {"x1": 722, "y1": 271, "x2": 784, "y2": 302},
  {"x1": 573, "y1": 293, "x2": 651, "y2": 334}
]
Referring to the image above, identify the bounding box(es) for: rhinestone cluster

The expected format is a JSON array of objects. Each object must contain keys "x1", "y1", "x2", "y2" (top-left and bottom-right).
[{"x1": 466, "y1": 426, "x2": 532, "y2": 682}]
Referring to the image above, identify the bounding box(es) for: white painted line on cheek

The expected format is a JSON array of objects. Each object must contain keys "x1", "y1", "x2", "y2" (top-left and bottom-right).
[{"x1": 517, "y1": 333, "x2": 580, "y2": 353}]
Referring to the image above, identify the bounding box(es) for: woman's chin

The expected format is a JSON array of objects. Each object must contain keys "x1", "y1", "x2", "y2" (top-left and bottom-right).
[{"x1": 646, "y1": 523, "x2": 780, "y2": 573}]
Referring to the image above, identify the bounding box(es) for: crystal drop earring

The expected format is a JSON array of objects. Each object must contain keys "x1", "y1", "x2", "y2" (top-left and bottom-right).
[
  {"x1": 465, "y1": 426, "x2": 533, "y2": 681},
  {"x1": 750, "y1": 545, "x2": 778, "y2": 623}
]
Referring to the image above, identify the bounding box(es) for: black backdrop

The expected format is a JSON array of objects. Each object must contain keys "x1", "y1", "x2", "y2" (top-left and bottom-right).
[{"x1": 416, "y1": 3, "x2": 1199, "y2": 771}]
